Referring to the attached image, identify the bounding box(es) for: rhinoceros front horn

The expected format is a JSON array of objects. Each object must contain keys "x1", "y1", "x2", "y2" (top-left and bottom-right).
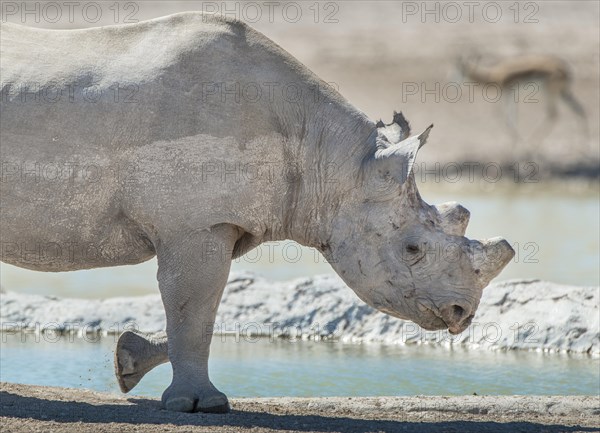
[{"x1": 471, "y1": 237, "x2": 515, "y2": 287}]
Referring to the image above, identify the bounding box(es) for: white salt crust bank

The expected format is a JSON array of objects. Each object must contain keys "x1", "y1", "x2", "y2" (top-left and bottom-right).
[{"x1": 1, "y1": 273, "x2": 598, "y2": 355}]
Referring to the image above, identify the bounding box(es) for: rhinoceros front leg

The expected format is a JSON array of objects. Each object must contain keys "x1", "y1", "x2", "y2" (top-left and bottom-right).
[{"x1": 152, "y1": 225, "x2": 237, "y2": 413}]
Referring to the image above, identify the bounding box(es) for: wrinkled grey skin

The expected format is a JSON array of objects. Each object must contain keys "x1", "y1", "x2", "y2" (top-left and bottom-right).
[{"x1": 0, "y1": 13, "x2": 514, "y2": 413}]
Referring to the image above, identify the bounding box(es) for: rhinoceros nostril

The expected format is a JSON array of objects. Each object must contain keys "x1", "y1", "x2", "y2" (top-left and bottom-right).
[
  {"x1": 449, "y1": 304, "x2": 472, "y2": 323},
  {"x1": 438, "y1": 304, "x2": 473, "y2": 328},
  {"x1": 452, "y1": 305, "x2": 465, "y2": 318},
  {"x1": 438, "y1": 304, "x2": 474, "y2": 333}
]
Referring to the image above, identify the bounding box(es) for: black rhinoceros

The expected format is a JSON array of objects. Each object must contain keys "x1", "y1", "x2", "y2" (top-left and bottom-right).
[{"x1": 0, "y1": 12, "x2": 514, "y2": 413}]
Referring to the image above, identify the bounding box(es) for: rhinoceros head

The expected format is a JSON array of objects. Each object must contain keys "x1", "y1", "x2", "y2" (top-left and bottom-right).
[{"x1": 326, "y1": 112, "x2": 514, "y2": 334}]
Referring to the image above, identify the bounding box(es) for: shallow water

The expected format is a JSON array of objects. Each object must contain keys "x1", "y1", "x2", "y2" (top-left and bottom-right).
[
  {"x1": 1, "y1": 184, "x2": 598, "y2": 298},
  {"x1": 1, "y1": 334, "x2": 598, "y2": 397}
]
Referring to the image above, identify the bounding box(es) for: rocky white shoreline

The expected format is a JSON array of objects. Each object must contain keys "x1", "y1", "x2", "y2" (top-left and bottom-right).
[{"x1": 1, "y1": 272, "x2": 598, "y2": 355}]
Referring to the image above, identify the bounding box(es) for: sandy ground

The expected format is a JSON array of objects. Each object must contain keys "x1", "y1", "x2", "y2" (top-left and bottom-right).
[{"x1": 1, "y1": 383, "x2": 598, "y2": 433}]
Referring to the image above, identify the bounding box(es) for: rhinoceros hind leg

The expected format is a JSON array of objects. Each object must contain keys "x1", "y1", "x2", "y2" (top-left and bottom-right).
[{"x1": 114, "y1": 330, "x2": 169, "y2": 393}]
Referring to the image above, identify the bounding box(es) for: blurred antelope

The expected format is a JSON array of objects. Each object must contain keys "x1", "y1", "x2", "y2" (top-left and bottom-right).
[{"x1": 457, "y1": 53, "x2": 588, "y2": 151}]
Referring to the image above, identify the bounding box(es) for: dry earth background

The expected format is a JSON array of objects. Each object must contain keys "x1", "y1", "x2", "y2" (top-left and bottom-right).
[{"x1": 1, "y1": 1, "x2": 599, "y2": 432}]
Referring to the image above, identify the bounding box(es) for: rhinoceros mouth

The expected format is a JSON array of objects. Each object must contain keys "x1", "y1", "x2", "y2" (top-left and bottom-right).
[
  {"x1": 443, "y1": 314, "x2": 475, "y2": 335},
  {"x1": 420, "y1": 314, "x2": 473, "y2": 334},
  {"x1": 418, "y1": 316, "x2": 448, "y2": 331},
  {"x1": 416, "y1": 302, "x2": 474, "y2": 334},
  {"x1": 413, "y1": 303, "x2": 447, "y2": 331}
]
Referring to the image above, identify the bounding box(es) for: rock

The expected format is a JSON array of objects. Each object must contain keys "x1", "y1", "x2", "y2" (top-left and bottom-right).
[{"x1": 1, "y1": 272, "x2": 598, "y2": 355}]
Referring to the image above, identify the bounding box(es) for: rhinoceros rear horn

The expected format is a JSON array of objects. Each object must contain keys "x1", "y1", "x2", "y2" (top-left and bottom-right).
[{"x1": 371, "y1": 124, "x2": 433, "y2": 186}]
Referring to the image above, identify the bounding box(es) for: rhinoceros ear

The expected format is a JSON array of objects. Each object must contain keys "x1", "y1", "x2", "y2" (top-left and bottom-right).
[
  {"x1": 372, "y1": 124, "x2": 433, "y2": 185},
  {"x1": 377, "y1": 111, "x2": 412, "y2": 144}
]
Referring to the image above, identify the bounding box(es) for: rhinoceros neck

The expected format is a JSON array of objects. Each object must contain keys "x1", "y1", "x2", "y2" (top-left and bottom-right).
[{"x1": 268, "y1": 92, "x2": 376, "y2": 248}]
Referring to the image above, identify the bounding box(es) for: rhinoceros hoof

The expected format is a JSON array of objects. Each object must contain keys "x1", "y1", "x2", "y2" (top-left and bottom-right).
[
  {"x1": 114, "y1": 331, "x2": 147, "y2": 393},
  {"x1": 162, "y1": 384, "x2": 230, "y2": 413}
]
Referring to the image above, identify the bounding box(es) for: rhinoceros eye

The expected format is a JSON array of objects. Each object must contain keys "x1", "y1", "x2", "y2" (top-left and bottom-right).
[{"x1": 405, "y1": 244, "x2": 420, "y2": 254}]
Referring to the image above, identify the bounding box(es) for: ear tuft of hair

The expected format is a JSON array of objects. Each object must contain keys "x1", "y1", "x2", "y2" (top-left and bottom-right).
[
  {"x1": 392, "y1": 111, "x2": 411, "y2": 136},
  {"x1": 376, "y1": 120, "x2": 385, "y2": 128}
]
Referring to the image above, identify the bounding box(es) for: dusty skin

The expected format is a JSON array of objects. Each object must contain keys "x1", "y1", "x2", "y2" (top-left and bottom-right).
[{"x1": 1, "y1": 383, "x2": 598, "y2": 433}]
